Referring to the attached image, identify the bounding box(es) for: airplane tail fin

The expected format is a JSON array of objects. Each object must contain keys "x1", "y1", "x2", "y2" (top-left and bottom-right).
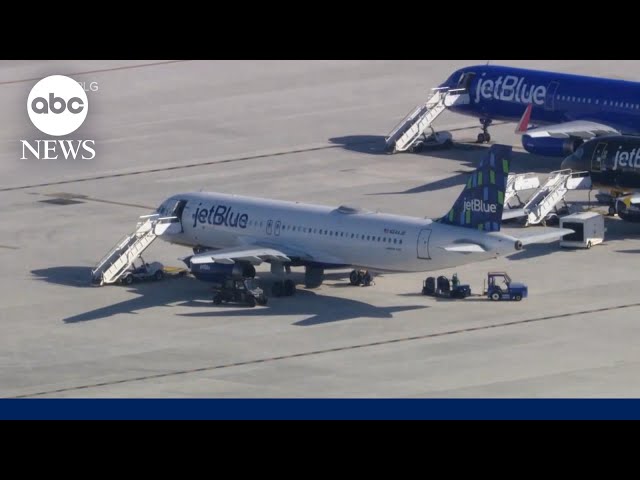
[
  {"x1": 438, "y1": 144, "x2": 511, "y2": 232},
  {"x1": 515, "y1": 103, "x2": 533, "y2": 135}
]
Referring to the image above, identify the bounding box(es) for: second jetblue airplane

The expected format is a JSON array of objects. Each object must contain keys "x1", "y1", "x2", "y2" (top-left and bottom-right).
[{"x1": 437, "y1": 64, "x2": 640, "y2": 157}]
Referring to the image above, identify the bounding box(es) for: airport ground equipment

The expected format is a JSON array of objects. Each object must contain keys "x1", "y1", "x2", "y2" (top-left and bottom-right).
[
  {"x1": 505, "y1": 172, "x2": 541, "y2": 208},
  {"x1": 350, "y1": 269, "x2": 374, "y2": 287},
  {"x1": 559, "y1": 211, "x2": 605, "y2": 249},
  {"x1": 483, "y1": 272, "x2": 528, "y2": 301},
  {"x1": 502, "y1": 170, "x2": 592, "y2": 226},
  {"x1": 91, "y1": 213, "x2": 179, "y2": 286},
  {"x1": 385, "y1": 87, "x2": 469, "y2": 154},
  {"x1": 422, "y1": 274, "x2": 471, "y2": 299},
  {"x1": 403, "y1": 131, "x2": 453, "y2": 153},
  {"x1": 117, "y1": 259, "x2": 188, "y2": 285},
  {"x1": 212, "y1": 278, "x2": 268, "y2": 307},
  {"x1": 119, "y1": 259, "x2": 165, "y2": 285}
]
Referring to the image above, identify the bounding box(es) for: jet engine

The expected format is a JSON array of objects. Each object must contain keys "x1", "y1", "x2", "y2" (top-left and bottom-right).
[
  {"x1": 615, "y1": 195, "x2": 640, "y2": 222},
  {"x1": 522, "y1": 135, "x2": 583, "y2": 157}
]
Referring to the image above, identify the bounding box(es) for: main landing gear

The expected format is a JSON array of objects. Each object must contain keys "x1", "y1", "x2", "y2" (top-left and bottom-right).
[
  {"x1": 476, "y1": 118, "x2": 492, "y2": 144},
  {"x1": 271, "y1": 279, "x2": 296, "y2": 297},
  {"x1": 350, "y1": 269, "x2": 374, "y2": 287}
]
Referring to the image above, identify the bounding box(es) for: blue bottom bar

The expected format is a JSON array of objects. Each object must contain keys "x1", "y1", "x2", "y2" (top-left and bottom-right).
[{"x1": 2, "y1": 399, "x2": 640, "y2": 420}]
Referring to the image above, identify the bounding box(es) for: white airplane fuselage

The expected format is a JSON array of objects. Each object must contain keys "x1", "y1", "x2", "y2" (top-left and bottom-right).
[{"x1": 156, "y1": 192, "x2": 520, "y2": 273}]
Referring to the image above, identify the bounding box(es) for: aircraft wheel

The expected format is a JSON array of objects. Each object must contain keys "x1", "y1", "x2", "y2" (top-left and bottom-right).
[
  {"x1": 272, "y1": 281, "x2": 283, "y2": 297},
  {"x1": 349, "y1": 270, "x2": 361, "y2": 286},
  {"x1": 284, "y1": 279, "x2": 296, "y2": 296},
  {"x1": 484, "y1": 133, "x2": 491, "y2": 143},
  {"x1": 477, "y1": 133, "x2": 486, "y2": 143}
]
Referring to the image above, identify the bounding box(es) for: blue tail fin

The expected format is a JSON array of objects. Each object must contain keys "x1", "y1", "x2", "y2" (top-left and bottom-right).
[{"x1": 438, "y1": 144, "x2": 511, "y2": 232}]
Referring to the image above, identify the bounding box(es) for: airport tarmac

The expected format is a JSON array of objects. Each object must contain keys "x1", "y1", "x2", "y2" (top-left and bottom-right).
[{"x1": 2, "y1": 60, "x2": 640, "y2": 398}]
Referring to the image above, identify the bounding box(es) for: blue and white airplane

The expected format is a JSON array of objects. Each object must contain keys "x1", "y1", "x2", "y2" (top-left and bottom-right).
[
  {"x1": 437, "y1": 64, "x2": 640, "y2": 156},
  {"x1": 153, "y1": 145, "x2": 569, "y2": 296}
]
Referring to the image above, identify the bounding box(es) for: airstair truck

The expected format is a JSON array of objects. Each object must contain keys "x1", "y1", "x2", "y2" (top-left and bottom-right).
[{"x1": 559, "y1": 211, "x2": 605, "y2": 249}]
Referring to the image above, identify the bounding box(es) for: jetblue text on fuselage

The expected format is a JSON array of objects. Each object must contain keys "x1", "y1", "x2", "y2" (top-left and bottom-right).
[
  {"x1": 193, "y1": 204, "x2": 249, "y2": 229},
  {"x1": 613, "y1": 148, "x2": 640, "y2": 170},
  {"x1": 474, "y1": 74, "x2": 547, "y2": 106},
  {"x1": 464, "y1": 199, "x2": 497, "y2": 213}
]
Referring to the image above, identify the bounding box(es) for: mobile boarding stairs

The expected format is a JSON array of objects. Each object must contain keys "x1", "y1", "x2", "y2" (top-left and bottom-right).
[
  {"x1": 385, "y1": 87, "x2": 470, "y2": 154},
  {"x1": 91, "y1": 214, "x2": 180, "y2": 286},
  {"x1": 503, "y1": 169, "x2": 592, "y2": 226}
]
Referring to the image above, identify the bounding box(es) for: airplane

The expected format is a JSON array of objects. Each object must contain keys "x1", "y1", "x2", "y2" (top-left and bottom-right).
[
  {"x1": 561, "y1": 135, "x2": 640, "y2": 221},
  {"x1": 435, "y1": 64, "x2": 640, "y2": 156},
  {"x1": 153, "y1": 145, "x2": 570, "y2": 296}
]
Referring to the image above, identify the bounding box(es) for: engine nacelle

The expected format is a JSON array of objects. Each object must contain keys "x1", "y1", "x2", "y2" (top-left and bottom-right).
[
  {"x1": 522, "y1": 135, "x2": 582, "y2": 157},
  {"x1": 185, "y1": 258, "x2": 256, "y2": 283},
  {"x1": 615, "y1": 196, "x2": 640, "y2": 222}
]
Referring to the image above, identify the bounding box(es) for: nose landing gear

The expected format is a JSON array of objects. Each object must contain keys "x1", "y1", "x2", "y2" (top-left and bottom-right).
[{"x1": 477, "y1": 118, "x2": 492, "y2": 144}]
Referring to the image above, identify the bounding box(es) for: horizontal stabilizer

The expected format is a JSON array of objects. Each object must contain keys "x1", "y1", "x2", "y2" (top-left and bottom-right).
[
  {"x1": 502, "y1": 208, "x2": 526, "y2": 220},
  {"x1": 514, "y1": 228, "x2": 574, "y2": 246},
  {"x1": 439, "y1": 243, "x2": 487, "y2": 253}
]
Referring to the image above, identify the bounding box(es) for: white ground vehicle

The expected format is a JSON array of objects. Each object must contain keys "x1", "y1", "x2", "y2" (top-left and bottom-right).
[
  {"x1": 406, "y1": 130, "x2": 453, "y2": 153},
  {"x1": 559, "y1": 212, "x2": 605, "y2": 249},
  {"x1": 119, "y1": 258, "x2": 165, "y2": 285}
]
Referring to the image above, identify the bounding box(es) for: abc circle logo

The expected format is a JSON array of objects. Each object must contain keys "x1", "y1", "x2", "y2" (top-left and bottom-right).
[{"x1": 27, "y1": 75, "x2": 88, "y2": 136}]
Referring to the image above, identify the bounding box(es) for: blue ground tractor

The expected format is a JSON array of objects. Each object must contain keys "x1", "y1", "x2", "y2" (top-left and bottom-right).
[{"x1": 484, "y1": 272, "x2": 528, "y2": 301}]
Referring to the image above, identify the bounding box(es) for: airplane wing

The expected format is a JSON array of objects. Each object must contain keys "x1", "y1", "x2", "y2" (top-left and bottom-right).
[
  {"x1": 514, "y1": 103, "x2": 620, "y2": 139},
  {"x1": 188, "y1": 246, "x2": 292, "y2": 265},
  {"x1": 522, "y1": 121, "x2": 620, "y2": 139},
  {"x1": 187, "y1": 242, "x2": 348, "y2": 267}
]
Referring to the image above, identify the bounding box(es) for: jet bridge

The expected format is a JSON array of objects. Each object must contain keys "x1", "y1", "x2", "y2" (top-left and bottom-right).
[
  {"x1": 91, "y1": 213, "x2": 179, "y2": 286},
  {"x1": 385, "y1": 87, "x2": 470, "y2": 154}
]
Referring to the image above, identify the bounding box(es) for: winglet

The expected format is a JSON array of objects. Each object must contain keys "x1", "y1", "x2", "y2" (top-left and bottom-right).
[{"x1": 515, "y1": 104, "x2": 533, "y2": 135}]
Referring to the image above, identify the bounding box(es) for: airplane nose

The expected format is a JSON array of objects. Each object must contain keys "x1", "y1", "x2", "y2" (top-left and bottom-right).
[{"x1": 561, "y1": 153, "x2": 586, "y2": 171}]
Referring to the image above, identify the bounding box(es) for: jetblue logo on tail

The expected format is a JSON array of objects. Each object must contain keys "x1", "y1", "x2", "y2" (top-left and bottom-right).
[
  {"x1": 438, "y1": 144, "x2": 511, "y2": 232},
  {"x1": 464, "y1": 199, "x2": 497, "y2": 213},
  {"x1": 475, "y1": 74, "x2": 547, "y2": 106}
]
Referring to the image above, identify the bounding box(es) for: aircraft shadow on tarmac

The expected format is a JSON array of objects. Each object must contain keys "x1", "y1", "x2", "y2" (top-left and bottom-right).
[
  {"x1": 178, "y1": 287, "x2": 427, "y2": 327},
  {"x1": 31, "y1": 267, "x2": 426, "y2": 325}
]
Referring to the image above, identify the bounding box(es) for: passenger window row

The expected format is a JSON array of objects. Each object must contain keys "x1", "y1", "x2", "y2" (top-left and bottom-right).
[
  {"x1": 556, "y1": 94, "x2": 640, "y2": 109},
  {"x1": 246, "y1": 219, "x2": 403, "y2": 244}
]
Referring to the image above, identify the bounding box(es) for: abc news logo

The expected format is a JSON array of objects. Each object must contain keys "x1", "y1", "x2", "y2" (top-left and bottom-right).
[{"x1": 21, "y1": 75, "x2": 96, "y2": 160}]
